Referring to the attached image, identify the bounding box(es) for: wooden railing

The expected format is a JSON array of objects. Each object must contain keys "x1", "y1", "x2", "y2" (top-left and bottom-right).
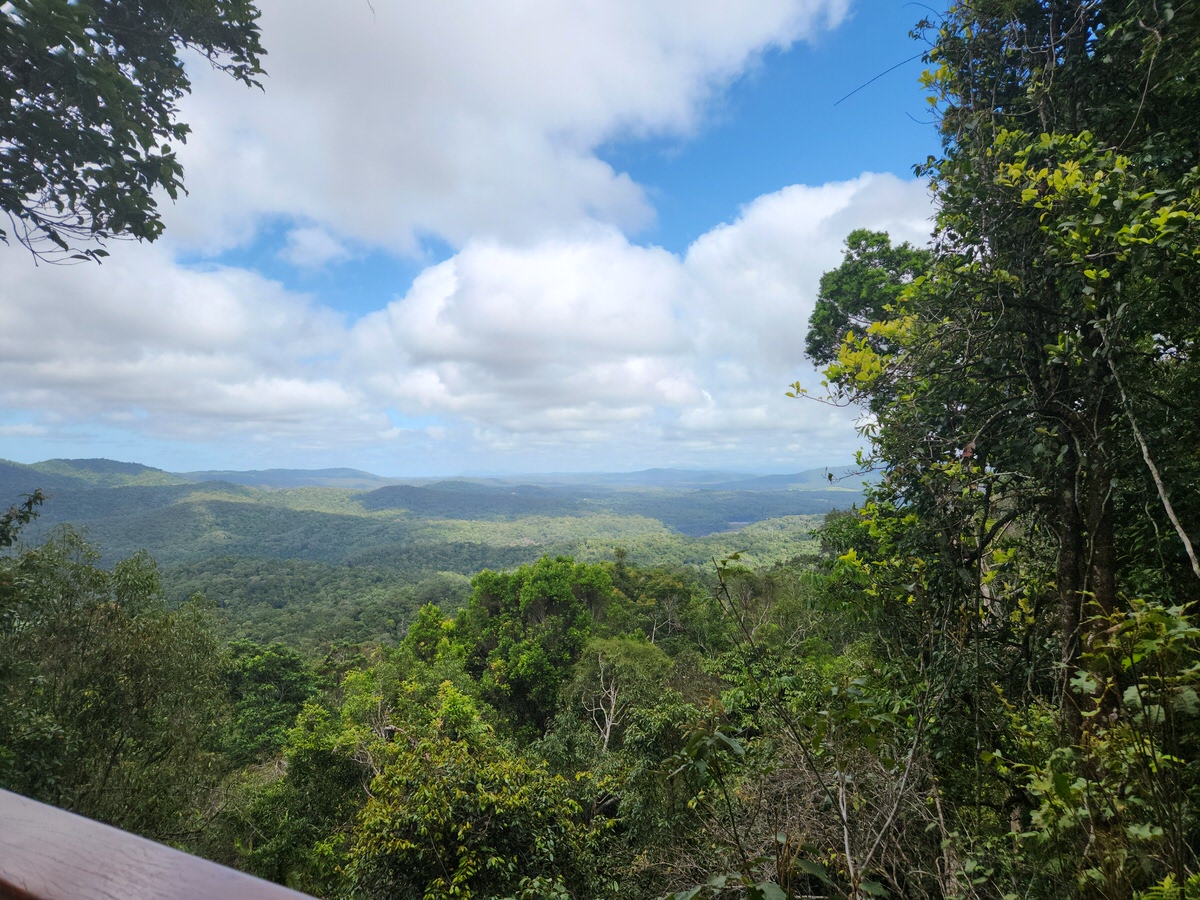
[{"x1": 0, "y1": 789, "x2": 314, "y2": 900}]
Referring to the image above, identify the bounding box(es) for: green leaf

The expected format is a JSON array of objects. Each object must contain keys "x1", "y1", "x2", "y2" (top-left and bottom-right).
[
  {"x1": 793, "y1": 858, "x2": 832, "y2": 884},
  {"x1": 1174, "y1": 686, "x2": 1199, "y2": 716},
  {"x1": 750, "y1": 883, "x2": 788, "y2": 900},
  {"x1": 711, "y1": 730, "x2": 745, "y2": 757},
  {"x1": 1052, "y1": 770, "x2": 1075, "y2": 800}
]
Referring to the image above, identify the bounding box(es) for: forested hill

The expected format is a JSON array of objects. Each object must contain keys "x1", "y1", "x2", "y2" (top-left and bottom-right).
[
  {"x1": 356, "y1": 479, "x2": 850, "y2": 534},
  {"x1": 0, "y1": 458, "x2": 862, "y2": 551},
  {"x1": 0, "y1": 457, "x2": 189, "y2": 491},
  {"x1": 0, "y1": 457, "x2": 864, "y2": 493},
  {"x1": 0, "y1": 457, "x2": 860, "y2": 650}
]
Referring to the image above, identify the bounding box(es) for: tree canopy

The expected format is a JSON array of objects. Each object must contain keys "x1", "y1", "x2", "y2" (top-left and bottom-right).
[
  {"x1": 804, "y1": 228, "x2": 930, "y2": 367},
  {"x1": 0, "y1": 528, "x2": 224, "y2": 839},
  {"x1": 0, "y1": 0, "x2": 265, "y2": 260},
  {"x1": 806, "y1": 1, "x2": 1200, "y2": 893}
]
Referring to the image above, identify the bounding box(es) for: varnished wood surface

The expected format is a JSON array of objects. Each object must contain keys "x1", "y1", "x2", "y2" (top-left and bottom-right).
[{"x1": 0, "y1": 789, "x2": 314, "y2": 900}]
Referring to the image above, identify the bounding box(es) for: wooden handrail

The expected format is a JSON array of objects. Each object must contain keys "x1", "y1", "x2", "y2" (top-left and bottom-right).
[{"x1": 0, "y1": 789, "x2": 314, "y2": 900}]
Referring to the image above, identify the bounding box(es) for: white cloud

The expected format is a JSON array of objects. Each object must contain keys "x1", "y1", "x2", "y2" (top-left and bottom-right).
[
  {"x1": 359, "y1": 229, "x2": 689, "y2": 365},
  {"x1": 0, "y1": 171, "x2": 928, "y2": 470},
  {"x1": 0, "y1": 243, "x2": 366, "y2": 444},
  {"x1": 686, "y1": 173, "x2": 932, "y2": 370},
  {"x1": 162, "y1": 0, "x2": 853, "y2": 255},
  {"x1": 0, "y1": 424, "x2": 46, "y2": 438},
  {"x1": 344, "y1": 171, "x2": 932, "y2": 461},
  {"x1": 0, "y1": 0, "x2": 946, "y2": 473},
  {"x1": 279, "y1": 227, "x2": 352, "y2": 269}
]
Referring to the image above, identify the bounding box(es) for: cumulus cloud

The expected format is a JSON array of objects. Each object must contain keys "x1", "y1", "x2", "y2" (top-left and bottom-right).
[
  {"x1": 686, "y1": 172, "x2": 932, "y2": 371},
  {"x1": 162, "y1": 0, "x2": 852, "y2": 255},
  {"x1": 0, "y1": 242, "x2": 371, "y2": 446},
  {"x1": 344, "y1": 171, "x2": 932, "y2": 463},
  {"x1": 0, "y1": 171, "x2": 929, "y2": 470}
]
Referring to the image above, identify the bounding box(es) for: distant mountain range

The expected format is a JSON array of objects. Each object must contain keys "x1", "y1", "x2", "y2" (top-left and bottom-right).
[
  {"x1": 180, "y1": 467, "x2": 403, "y2": 490},
  {"x1": 0, "y1": 456, "x2": 872, "y2": 565},
  {"x1": 0, "y1": 457, "x2": 871, "y2": 649},
  {"x1": 0, "y1": 457, "x2": 868, "y2": 495},
  {"x1": 0, "y1": 457, "x2": 190, "y2": 491}
]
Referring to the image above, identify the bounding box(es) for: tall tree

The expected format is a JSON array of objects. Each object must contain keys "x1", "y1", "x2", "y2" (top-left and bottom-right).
[
  {"x1": 802, "y1": 2, "x2": 1200, "y2": 894},
  {"x1": 1, "y1": 0, "x2": 265, "y2": 260},
  {"x1": 348, "y1": 725, "x2": 607, "y2": 900},
  {"x1": 454, "y1": 557, "x2": 612, "y2": 736},
  {"x1": 805, "y1": 229, "x2": 931, "y2": 366},
  {"x1": 822, "y1": 0, "x2": 1200, "y2": 738},
  {"x1": 0, "y1": 528, "x2": 224, "y2": 841}
]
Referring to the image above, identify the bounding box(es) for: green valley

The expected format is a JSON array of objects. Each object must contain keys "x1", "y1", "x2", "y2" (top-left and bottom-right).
[{"x1": 0, "y1": 457, "x2": 851, "y2": 649}]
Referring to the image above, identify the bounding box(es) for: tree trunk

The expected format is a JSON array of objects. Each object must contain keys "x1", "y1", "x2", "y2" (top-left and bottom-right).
[{"x1": 1056, "y1": 446, "x2": 1085, "y2": 743}]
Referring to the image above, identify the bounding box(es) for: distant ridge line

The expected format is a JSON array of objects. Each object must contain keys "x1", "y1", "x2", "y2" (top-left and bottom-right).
[{"x1": 0, "y1": 457, "x2": 868, "y2": 492}]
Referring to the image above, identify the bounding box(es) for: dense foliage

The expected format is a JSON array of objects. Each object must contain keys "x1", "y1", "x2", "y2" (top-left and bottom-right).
[
  {"x1": 795, "y1": 2, "x2": 1200, "y2": 896},
  {"x1": 0, "y1": 526, "x2": 224, "y2": 840},
  {"x1": 4, "y1": 3, "x2": 1200, "y2": 899},
  {"x1": 1, "y1": 0, "x2": 264, "y2": 259},
  {"x1": 804, "y1": 228, "x2": 931, "y2": 367},
  {"x1": 0, "y1": 464, "x2": 827, "y2": 649}
]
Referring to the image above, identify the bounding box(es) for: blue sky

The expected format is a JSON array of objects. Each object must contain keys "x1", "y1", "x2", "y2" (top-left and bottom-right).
[
  {"x1": 603, "y1": 2, "x2": 936, "y2": 252},
  {"x1": 0, "y1": 0, "x2": 938, "y2": 476}
]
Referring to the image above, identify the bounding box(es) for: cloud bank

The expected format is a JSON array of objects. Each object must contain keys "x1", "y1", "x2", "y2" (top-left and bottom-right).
[
  {"x1": 0, "y1": 0, "x2": 936, "y2": 474},
  {"x1": 0, "y1": 172, "x2": 930, "y2": 472},
  {"x1": 163, "y1": 0, "x2": 852, "y2": 254}
]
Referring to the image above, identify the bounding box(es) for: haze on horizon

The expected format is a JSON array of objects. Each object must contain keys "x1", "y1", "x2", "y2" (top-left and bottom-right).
[{"x1": 0, "y1": 1, "x2": 937, "y2": 478}]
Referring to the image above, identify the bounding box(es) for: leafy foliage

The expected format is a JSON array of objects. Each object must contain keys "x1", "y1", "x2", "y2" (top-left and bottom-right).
[
  {"x1": 220, "y1": 640, "x2": 320, "y2": 766},
  {"x1": 0, "y1": 0, "x2": 264, "y2": 259},
  {"x1": 791, "y1": 2, "x2": 1200, "y2": 895},
  {"x1": 0, "y1": 527, "x2": 223, "y2": 840},
  {"x1": 348, "y1": 731, "x2": 609, "y2": 900},
  {"x1": 454, "y1": 557, "x2": 609, "y2": 736},
  {"x1": 804, "y1": 228, "x2": 930, "y2": 367},
  {"x1": 0, "y1": 489, "x2": 43, "y2": 548}
]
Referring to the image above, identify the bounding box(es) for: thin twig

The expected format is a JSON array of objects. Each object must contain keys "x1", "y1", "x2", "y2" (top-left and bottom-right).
[{"x1": 1105, "y1": 354, "x2": 1200, "y2": 581}]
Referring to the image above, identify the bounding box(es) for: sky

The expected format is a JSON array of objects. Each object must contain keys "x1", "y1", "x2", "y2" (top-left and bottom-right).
[{"x1": 0, "y1": 0, "x2": 940, "y2": 477}]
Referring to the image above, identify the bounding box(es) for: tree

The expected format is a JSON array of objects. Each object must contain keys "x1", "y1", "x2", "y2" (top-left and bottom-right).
[
  {"x1": 921, "y1": 0, "x2": 1200, "y2": 732},
  {"x1": 819, "y1": 0, "x2": 1200, "y2": 730},
  {"x1": 808, "y1": 1, "x2": 1200, "y2": 892},
  {"x1": 454, "y1": 557, "x2": 612, "y2": 736},
  {"x1": 347, "y1": 731, "x2": 607, "y2": 900},
  {"x1": 0, "y1": 527, "x2": 224, "y2": 841},
  {"x1": 1, "y1": 0, "x2": 265, "y2": 260},
  {"x1": 0, "y1": 490, "x2": 43, "y2": 547},
  {"x1": 804, "y1": 229, "x2": 931, "y2": 366},
  {"x1": 220, "y1": 640, "x2": 319, "y2": 766},
  {"x1": 568, "y1": 636, "x2": 672, "y2": 752}
]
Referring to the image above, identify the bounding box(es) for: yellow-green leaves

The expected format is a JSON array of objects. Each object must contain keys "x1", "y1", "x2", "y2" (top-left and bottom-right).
[
  {"x1": 823, "y1": 314, "x2": 917, "y2": 402},
  {"x1": 993, "y1": 130, "x2": 1200, "y2": 299}
]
